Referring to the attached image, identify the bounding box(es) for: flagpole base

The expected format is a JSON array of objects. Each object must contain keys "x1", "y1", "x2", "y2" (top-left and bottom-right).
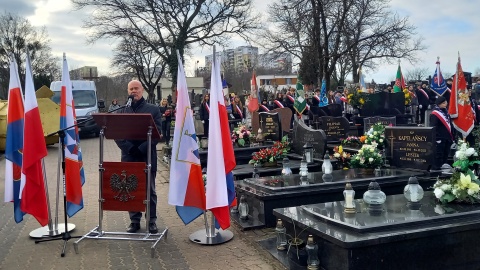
[
  {"x1": 29, "y1": 223, "x2": 76, "y2": 239},
  {"x1": 189, "y1": 229, "x2": 234, "y2": 245}
]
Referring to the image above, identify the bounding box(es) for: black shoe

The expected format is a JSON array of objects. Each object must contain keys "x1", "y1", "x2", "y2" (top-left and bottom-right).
[
  {"x1": 149, "y1": 223, "x2": 158, "y2": 234},
  {"x1": 127, "y1": 223, "x2": 140, "y2": 233}
]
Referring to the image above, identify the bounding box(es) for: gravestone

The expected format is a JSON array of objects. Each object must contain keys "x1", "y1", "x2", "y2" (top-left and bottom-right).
[
  {"x1": 385, "y1": 126, "x2": 436, "y2": 170},
  {"x1": 259, "y1": 112, "x2": 282, "y2": 142},
  {"x1": 364, "y1": 116, "x2": 396, "y2": 133},
  {"x1": 292, "y1": 117, "x2": 327, "y2": 157},
  {"x1": 252, "y1": 107, "x2": 292, "y2": 134},
  {"x1": 321, "y1": 116, "x2": 350, "y2": 141},
  {"x1": 361, "y1": 92, "x2": 405, "y2": 116}
]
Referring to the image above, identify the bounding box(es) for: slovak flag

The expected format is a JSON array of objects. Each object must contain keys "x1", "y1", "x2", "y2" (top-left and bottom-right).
[
  {"x1": 20, "y1": 53, "x2": 49, "y2": 226},
  {"x1": 247, "y1": 71, "x2": 259, "y2": 113},
  {"x1": 206, "y1": 56, "x2": 237, "y2": 230},
  {"x1": 168, "y1": 52, "x2": 206, "y2": 225},
  {"x1": 60, "y1": 53, "x2": 85, "y2": 217},
  {"x1": 448, "y1": 53, "x2": 475, "y2": 138},
  {"x1": 4, "y1": 56, "x2": 25, "y2": 223},
  {"x1": 430, "y1": 58, "x2": 449, "y2": 96}
]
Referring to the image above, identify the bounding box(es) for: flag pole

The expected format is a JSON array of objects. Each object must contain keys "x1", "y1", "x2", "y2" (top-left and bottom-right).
[{"x1": 208, "y1": 45, "x2": 218, "y2": 238}]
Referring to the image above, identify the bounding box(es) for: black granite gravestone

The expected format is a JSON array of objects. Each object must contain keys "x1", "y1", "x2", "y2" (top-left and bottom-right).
[
  {"x1": 385, "y1": 126, "x2": 436, "y2": 170},
  {"x1": 361, "y1": 92, "x2": 405, "y2": 116},
  {"x1": 292, "y1": 117, "x2": 327, "y2": 157},
  {"x1": 321, "y1": 116, "x2": 350, "y2": 141},
  {"x1": 364, "y1": 116, "x2": 396, "y2": 133},
  {"x1": 259, "y1": 112, "x2": 282, "y2": 142}
]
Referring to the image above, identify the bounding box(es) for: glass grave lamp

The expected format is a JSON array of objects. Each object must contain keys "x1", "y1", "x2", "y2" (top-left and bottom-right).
[
  {"x1": 306, "y1": 235, "x2": 320, "y2": 269},
  {"x1": 404, "y1": 176, "x2": 424, "y2": 209},
  {"x1": 238, "y1": 195, "x2": 249, "y2": 220},
  {"x1": 281, "y1": 157, "x2": 292, "y2": 176},
  {"x1": 363, "y1": 180, "x2": 386, "y2": 216},
  {"x1": 275, "y1": 219, "x2": 288, "y2": 251},
  {"x1": 299, "y1": 154, "x2": 309, "y2": 177},
  {"x1": 303, "y1": 142, "x2": 314, "y2": 164},
  {"x1": 343, "y1": 183, "x2": 356, "y2": 214},
  {"x1": 252, "y1": 163, "x2": 260, "y2": 178},
  {"x1": 322, "y1": 151, "x2": 333, "y2": 182}
]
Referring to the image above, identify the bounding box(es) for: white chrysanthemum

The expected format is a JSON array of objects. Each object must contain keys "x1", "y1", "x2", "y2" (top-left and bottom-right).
[
  {"x1": 466, "y1": 148, "x2": 475, "y2": 157},
  {"x1": 374, "y1": 131, "x2": 378, "y2": 135},
  {"x1": 368, "y1": 157, "x2": 373, "y2": 162},
  {"x1": 356, "y1": 156, "x2": 360, "y2": 160},
  {"x1": 468, "y1": 189, "x2": 475, "y2": 196},
  {"x1": 334, "y1": 153, "x2": 341, "y2": 158},
  {"x1": 440, "y1": 184, "x2": 451, "y2": 191},
  {"x1": 379, "y1": 139, "x2": 384, "y2": 143},
  {"x1": 434, "y1": 188, "x2": 444, "y2": 199}
]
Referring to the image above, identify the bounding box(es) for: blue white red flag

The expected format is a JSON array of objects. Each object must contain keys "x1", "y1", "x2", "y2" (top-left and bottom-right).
[
  {"x1": 206, "y1": 55, "x2": 237, "y2": 230},
  {"x1": 319, "y1": 78, "x2": 328, "y2": 107},
  {"x1": 20, "y1": 53, "x2": 49, "y2": 226},
  {"x1": 4, "y1": 56, "x2": 25, "y2": 223},
  {"x1": 59, "y1": 53, "x2": 85, "y2": 217},
  {"x1": 168, "y1": 52, "x2": 206, "y2": 225},
  {"x1": 430, "y1": 58, "x2": 449, "y2": 96}
]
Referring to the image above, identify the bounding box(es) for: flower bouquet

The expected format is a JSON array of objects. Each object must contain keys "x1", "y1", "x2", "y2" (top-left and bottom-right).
[
  {"x1": 341, "y1": 136, "x2": 361, "y2": 147},
  {"x1": 433, "y1": 140, "x2": 480, "y2": 204},
  {"x1": 403, "y1": 88, "x2": 413, "y2": 105},
  {"x1": 249, "y1": 136, "x2": 290, "y2": 166},
  {"x1": 365, "y1": 123, "x2": 386, "y2": 148},
  {"x1": 331, "y1": 146, "x2": 351, "y2": 169},
  {"x1": 349, "y1": 144, "x2": 384, "y2": 169},
  {"x1": 231, "y1": 124, "x2": 253, "y2": 147},
  {"x1": 347, "y1": 89, "x2": 367, "y2": 109}
]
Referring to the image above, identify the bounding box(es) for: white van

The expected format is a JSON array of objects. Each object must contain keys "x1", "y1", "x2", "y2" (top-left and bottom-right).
[{"x1": 50, "y1": 80, "x2": 105, "y2": 137}]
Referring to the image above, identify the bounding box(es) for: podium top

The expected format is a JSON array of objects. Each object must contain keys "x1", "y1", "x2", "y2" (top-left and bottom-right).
[{"x1": 92, "y1": 113, "x2": 161, "y2": 140}]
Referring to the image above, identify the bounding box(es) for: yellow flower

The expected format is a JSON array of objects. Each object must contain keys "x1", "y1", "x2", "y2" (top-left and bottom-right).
[
  {"x1": 459, "y1": 173, "x2": 473, "y2": 189},
  {"x1": 339, "y1": 145, "x2": 343, "y2": 154},
  {"x1": 348, "y1": 94, "x2": 353, "y2": 99},
  {"x1": 469, "y1": 182, "x2": 480, "y2": 192},
  {"x1": 359, "y1": 98, "x2": 365, "y2": 104}
]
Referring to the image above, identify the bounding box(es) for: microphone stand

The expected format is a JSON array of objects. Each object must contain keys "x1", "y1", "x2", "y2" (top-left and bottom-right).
[{"x1": 34, "y1": 103, "x2": 130, "y2": 257}]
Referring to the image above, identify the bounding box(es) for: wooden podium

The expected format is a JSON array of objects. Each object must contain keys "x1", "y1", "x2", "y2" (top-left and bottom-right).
[{"x1": 74, "y1": 113, "x2": 168, "y2": 258}]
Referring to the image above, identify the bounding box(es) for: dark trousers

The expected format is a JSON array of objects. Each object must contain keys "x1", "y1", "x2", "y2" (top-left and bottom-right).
[
  {"x1": 418, "y1": 108, "x2": 427, "y2": 124},
  {"x1": 129, "y1": 172, "x2": 157, "y2": 223},
  {"x1": 434, "y1": 140, "x2": 452, "y2": 170},
  {"x1": 203, "y1": 120, "x2": 209, "y2": 137},
  {"x1": 161, "y1": 120, "x2": 171, "y2": 144}
]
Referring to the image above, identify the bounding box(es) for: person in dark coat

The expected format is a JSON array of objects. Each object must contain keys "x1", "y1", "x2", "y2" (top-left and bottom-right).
[
  {"x1": 231, "y1": 95, "x2": 245, "y2": 120},
  {"x1": 429, "y1": 96, "x2": 454, "y2": 170},
  {"x1": 259, "y1": 99, "x2": 271, "y2": 112},
  {"x1": 159, "y1": 98, "x2": 172, "y2": 146},
  {"x1": 199, "y1": 93, "x2": 210, "y2": 137},
  {"x1": 273, "y1": 92, "x2": 285, "y2": 109},
  {"x1": 115, "y1": 80, "x2": 162, "y2": 234},
  {"x1": 311, "y1": 88, "x2": 321, "y2": 107},
  {"x1": 416, "y1": 84, "x2": 430, "y2": 124}
]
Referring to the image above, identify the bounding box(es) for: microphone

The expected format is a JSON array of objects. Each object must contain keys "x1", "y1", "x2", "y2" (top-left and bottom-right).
[{"x1": 126, "y1": 95, "x2": 135, "y2": 107}]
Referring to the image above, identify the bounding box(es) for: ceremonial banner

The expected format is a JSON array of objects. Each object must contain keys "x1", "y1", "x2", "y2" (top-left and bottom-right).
[
  {"x1": 448, "y1": 53, "x2": 474, "y2": 137},
  {"x1": 248, "y1": 71, "x2": 259, "y2": 112},
  {"x1": 206, "y1": 56, "x2": 237, "y2": 230},
  {"x1": 4, "y1": 56, "x2": 25, "y2": 223},
  {"x1": 168, "y1": 52, "x2": 206, "y2": 225},
  {"x1": 319, "y1": 78, "x2": 328, "y2": 107},
  {"x1": 294, "y1": 75, "x2": 306, "y2": 114},
  {"x1": 359, "y1": 68, "x2": 367, "y2": 92},
  {"x1": 393, "y1": 62, "x2": 405, "y2": 93},
  {"x1": 430, "y1": 58, "x2": 449, "y2": 96},
  {"x1": 21, "y1": 53, "x2": 49, "y2": 226}
]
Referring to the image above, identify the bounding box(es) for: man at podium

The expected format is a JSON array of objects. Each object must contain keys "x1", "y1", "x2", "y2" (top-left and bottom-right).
[{"x1": 114, "y1": 80, "x2": 162, "y2": 234}]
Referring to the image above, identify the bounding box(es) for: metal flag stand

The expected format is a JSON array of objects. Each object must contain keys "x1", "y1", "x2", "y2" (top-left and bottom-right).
[
  {"x1": 189, "y1": 210, "x2": 234, "y2": 245},
  {"x1": 74, "y1": 113, "x2": 168, "y2": 258},
  {"x1": 29, "y1": 140, "x2": 75, "y2": 239}
]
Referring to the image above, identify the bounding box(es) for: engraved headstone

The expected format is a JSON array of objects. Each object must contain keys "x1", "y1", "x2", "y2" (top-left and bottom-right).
[
  {"x1": 292, "y1": 117, "x2": 327, "y2": 157},
  {"x1": 259, "y1": 112, "x2": 282, "y2": 142},
  {"x1": 252, "y1": 107, "x2": 292, "y2": 134},
  {"x1": 364, "y1": 116, "x2": 396, "y2": 133},
  {"x1": 385, "y1": 126, "x2": 436, "y2": 170},
  {"x1": 321, "y1": 116, "x2": 350, "y2": 141}
]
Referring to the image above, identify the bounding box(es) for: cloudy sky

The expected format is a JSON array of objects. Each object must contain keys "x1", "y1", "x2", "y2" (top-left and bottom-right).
[{"x1": 2, "y1": 0, "x2": 479, "y2": 84}]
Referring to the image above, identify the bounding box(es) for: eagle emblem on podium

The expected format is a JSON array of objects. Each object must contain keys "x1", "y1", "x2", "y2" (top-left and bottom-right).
[{"x1": 110, "y1": 170, "x2": 138, "y2": 202}]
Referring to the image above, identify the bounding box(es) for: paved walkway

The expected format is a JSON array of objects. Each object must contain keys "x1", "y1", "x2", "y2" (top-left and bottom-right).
[{"x1": 0, "y1": 137, "x2": 285, "y2": 270}]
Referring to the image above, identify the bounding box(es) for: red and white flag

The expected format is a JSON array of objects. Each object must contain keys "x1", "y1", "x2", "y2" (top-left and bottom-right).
[
  {"x1": 206, "y1": 54, "x2": 237, "y2": 230},
  {"x1": 448, "y1": 53, "x2": 474, "y2": 138},
  {"x1": 247, "y1": 71, "x2": 259, "y2": 112},
  {"x1": 20, "y1": 53, "x2": 49, "y2": 226}
]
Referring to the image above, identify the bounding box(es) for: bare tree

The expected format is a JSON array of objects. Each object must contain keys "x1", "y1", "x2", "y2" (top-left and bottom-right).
[
  {"x1": 0, "y1": 12, "x2": 59, "y2": 98},
  {"x1": 111, "y1": 36, "x2": 166, "y2": 102},
  {"x1": 72, "y1": 0, "x2": 259, "y2": 103},
  {"x1": 404, "y1": 67, "x2": 430, "y2": 82}
]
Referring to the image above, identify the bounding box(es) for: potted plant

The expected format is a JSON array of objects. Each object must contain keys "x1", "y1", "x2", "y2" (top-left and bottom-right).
[
  {"x1": 364, "y1": 122, "x2": 387, "y2": 149},
  {"x1": 231, "y1": 124, "x2": 253, "y2": 147},
  {"x1": 331, "y1": 145, "x2": 351, "y2": 170},
  {"x1": 350, "y1": 144, "x2": 384, "y2": 174},
  {"x1": 341, "y1": 136, "x2": 362, "y2": 148}
]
